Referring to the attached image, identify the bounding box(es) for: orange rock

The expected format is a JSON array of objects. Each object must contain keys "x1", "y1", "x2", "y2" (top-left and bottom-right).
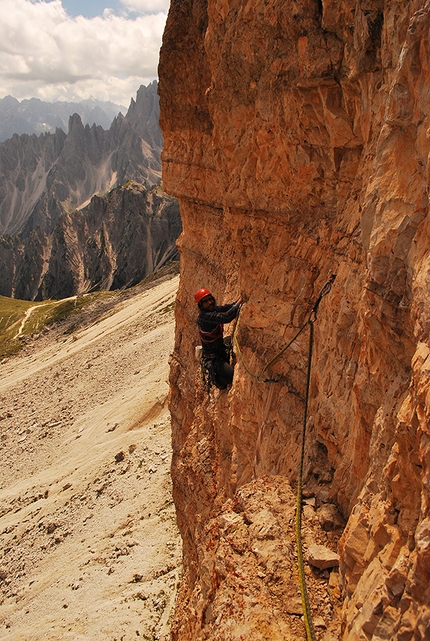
[{"x1": 159, "y1": 0, "x2": 430, "y2": 638}]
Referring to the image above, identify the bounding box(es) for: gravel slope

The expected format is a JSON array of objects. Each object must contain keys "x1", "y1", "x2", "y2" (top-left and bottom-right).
[{"x1": 0, "y1": 274, "x2": 181, "y2": 641}]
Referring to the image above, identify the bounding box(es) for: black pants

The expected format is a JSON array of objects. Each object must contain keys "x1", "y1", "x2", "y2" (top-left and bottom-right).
[
  {"x1": 214, "y1": 358, "x2": 234, "y2": 388},
  {"x1": 203, "y1": 346, "x2": 234, "y2": 390}
]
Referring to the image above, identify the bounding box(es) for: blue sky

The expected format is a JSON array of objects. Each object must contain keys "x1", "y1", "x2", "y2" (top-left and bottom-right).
[
  {"x1": 62, "y1": 1, "x2": 124, "y2": 18},
  {"x1": 0, "y1": 0, "x2": 170, "y2": 106}
]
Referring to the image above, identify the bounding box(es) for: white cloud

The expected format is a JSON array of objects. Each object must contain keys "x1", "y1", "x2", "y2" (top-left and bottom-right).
[
  {"x1": 0, "y1": 0, "x2": 167, "y2": 105},
  {"x1": 120, "y1": 0, "x2": 170, "y2": 13}
]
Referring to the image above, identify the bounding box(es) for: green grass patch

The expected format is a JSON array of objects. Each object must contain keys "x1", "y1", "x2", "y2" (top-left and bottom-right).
[
  {"x1": 0, "y1": 296, "x2": 33, "y2": 357},
  {"x1": 0, "y1": 264, "x2": 179, "y2": 360},
  {"x1": 0, "y1": 293, "x2": 113, "y2": 359}
]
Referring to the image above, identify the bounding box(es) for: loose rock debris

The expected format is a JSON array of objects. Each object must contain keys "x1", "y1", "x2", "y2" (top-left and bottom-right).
[{"x1": 0, "y1": 275, "x2": 182, "y2": 641}]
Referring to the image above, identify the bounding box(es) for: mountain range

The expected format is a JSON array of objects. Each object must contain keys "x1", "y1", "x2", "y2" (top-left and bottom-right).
[
  {"x1": 0, "y1": 82, "x2": 181, "y2": 301},
  {"x1": 0, "y1": 82, "x2": 163, "y2": 238},
  {"x1": 0, "y1": 95, "x2": 126, "y2": 143}
]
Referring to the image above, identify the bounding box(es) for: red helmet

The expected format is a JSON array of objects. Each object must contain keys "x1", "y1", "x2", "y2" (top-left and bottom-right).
[{"x1": 194, "y1": 288, "x2": 212, "y2": 304}]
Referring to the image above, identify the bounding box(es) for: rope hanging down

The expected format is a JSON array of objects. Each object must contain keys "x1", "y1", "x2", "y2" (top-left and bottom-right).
[
  {"x1": 231, "y1": 274, "x2": 336, "y2": 641},
  {"x1": 296, "y1": 275, "x2": 336, "y2": 641},
  {"x1": 297, "y1": 313, "x2": 316, "y2": 641}
]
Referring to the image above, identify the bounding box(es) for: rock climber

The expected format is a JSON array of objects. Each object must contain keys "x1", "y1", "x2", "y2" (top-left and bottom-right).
[{"x1": 194, "y1": 288, "x2": 242, "y2": 390}]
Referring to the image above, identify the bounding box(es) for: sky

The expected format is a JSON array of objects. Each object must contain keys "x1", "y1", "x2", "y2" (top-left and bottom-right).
[{"x1": 0, "y1": 0, "x2": 170, "y2": 108}]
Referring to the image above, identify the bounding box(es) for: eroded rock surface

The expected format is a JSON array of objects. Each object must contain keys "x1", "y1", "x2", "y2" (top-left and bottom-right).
[
  {"x1": 0, "y1": 181, "x2": 181, "y2": 300},
  {"x1": 159, "y1": 0, "x2": 430, "y2": 639}
]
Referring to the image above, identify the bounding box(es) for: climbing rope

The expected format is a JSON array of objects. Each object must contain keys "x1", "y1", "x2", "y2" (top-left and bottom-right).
[
  {"x1": 233, "y1": 312, "x2": 309, "y2": 381},
  {"x1": 296, "y1": 315, "x2": 316, "y2": 641},
  {"x1": 232, "y1": 274, "x2": 336, "y2": 383},
  {"x1": 232, "y1": 274, "x2": 336, "y2": 641}
]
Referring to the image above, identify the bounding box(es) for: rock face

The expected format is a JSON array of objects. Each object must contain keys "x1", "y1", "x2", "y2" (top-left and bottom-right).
[
  {"x1": 159, "y1": 1, "x2": 430, "y2": 639},
  {"x1": 0, "y1": 81, "x2": 162, "y2": 237},
  {"x1": 0, "y1": 182, "x2": 181, "y2": 300}
]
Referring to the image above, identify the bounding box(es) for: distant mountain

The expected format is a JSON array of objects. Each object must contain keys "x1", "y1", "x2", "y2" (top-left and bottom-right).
[
  {"x1": 0, "y1": 81, "x2": 163, "y2": 238},
  {"x1": 0, "y1": 181, "x2": 181, "y2": 301},
  {"x1": 0, "y1": 82, "x2": 182, "y2": 301},
  {"x1": 0, "y1": 95, "x2": 126, "y2": 142}
]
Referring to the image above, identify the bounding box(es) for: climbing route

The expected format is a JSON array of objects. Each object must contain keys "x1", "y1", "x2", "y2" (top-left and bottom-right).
[{"x1": 233, "y1": 275, "x2": 336, "y2": 640}]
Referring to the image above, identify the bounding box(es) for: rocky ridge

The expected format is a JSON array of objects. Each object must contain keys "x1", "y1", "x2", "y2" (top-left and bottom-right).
[
  {"x1": 0, "y1": 181, "x2": 181, "y2": 301},
  {"x1": 159, "y1": 1, "x2": 430, "y2": 639},
  {"x1": 0, "y1": 81, "x2": 162, "y2": 238}
]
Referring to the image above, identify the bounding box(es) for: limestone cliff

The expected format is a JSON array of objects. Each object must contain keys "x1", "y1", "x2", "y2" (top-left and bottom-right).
[{"x1": 159, "y1": 1, "x2": 430, "y2": 639}]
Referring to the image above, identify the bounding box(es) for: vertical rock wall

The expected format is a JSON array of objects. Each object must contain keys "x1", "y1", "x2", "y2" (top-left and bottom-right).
[{"x1": 159, "y1": 1, "x2": 430, "y2": 638}]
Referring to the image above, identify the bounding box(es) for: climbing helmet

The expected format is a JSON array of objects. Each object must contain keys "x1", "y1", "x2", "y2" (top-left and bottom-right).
[{"x1": 194, "y1": 288, "x2": 212, "y2": 304}]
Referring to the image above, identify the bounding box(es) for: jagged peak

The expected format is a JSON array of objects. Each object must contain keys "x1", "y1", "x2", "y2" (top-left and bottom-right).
[
  {"x1": 67, "y1": 112, "x2": 84, "y2": 132},
  {"x1": 0, "y1": 86, "x2": 163, "y2": 238},
  {"x1": 2, "y1": 95, "x2": 19, "y2": 105}
]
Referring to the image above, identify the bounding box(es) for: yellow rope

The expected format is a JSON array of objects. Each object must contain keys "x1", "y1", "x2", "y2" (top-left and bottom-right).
[
  {"x1": 230, "y1": 276, "x2": 336, "y2": 640},
  {"x1": 295, "y1": 318, "x2": 316, "y2": 641},
  {"x1": 235, "y1": 308, "x2": 317, "y2": 638},
  {"x1": 235, "y1": 313, "x2": 317, "y2": 640}
]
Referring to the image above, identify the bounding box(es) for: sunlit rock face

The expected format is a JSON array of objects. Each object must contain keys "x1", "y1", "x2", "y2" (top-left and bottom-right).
[{"x1": 159, "y1": 1, "x2": 430, "y2": 639}]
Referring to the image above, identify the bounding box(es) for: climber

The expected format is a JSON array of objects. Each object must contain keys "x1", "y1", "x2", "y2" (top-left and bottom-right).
[{"x1": 194, "y1": 288, "x2": 242, "y2": 390}]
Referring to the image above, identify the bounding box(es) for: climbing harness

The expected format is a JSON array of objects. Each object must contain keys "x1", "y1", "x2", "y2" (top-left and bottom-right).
[
  {"x1": 234, "y1": 274, "x2": 336, "y2": 641},
  {"x1": 199, "y1": 336, "x2": 234, "y2": 393}
]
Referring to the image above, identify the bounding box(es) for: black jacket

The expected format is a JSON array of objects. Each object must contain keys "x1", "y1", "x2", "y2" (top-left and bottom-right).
[{"x1": 198, "y1": 302, "x2": 240, "y2": 356}]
